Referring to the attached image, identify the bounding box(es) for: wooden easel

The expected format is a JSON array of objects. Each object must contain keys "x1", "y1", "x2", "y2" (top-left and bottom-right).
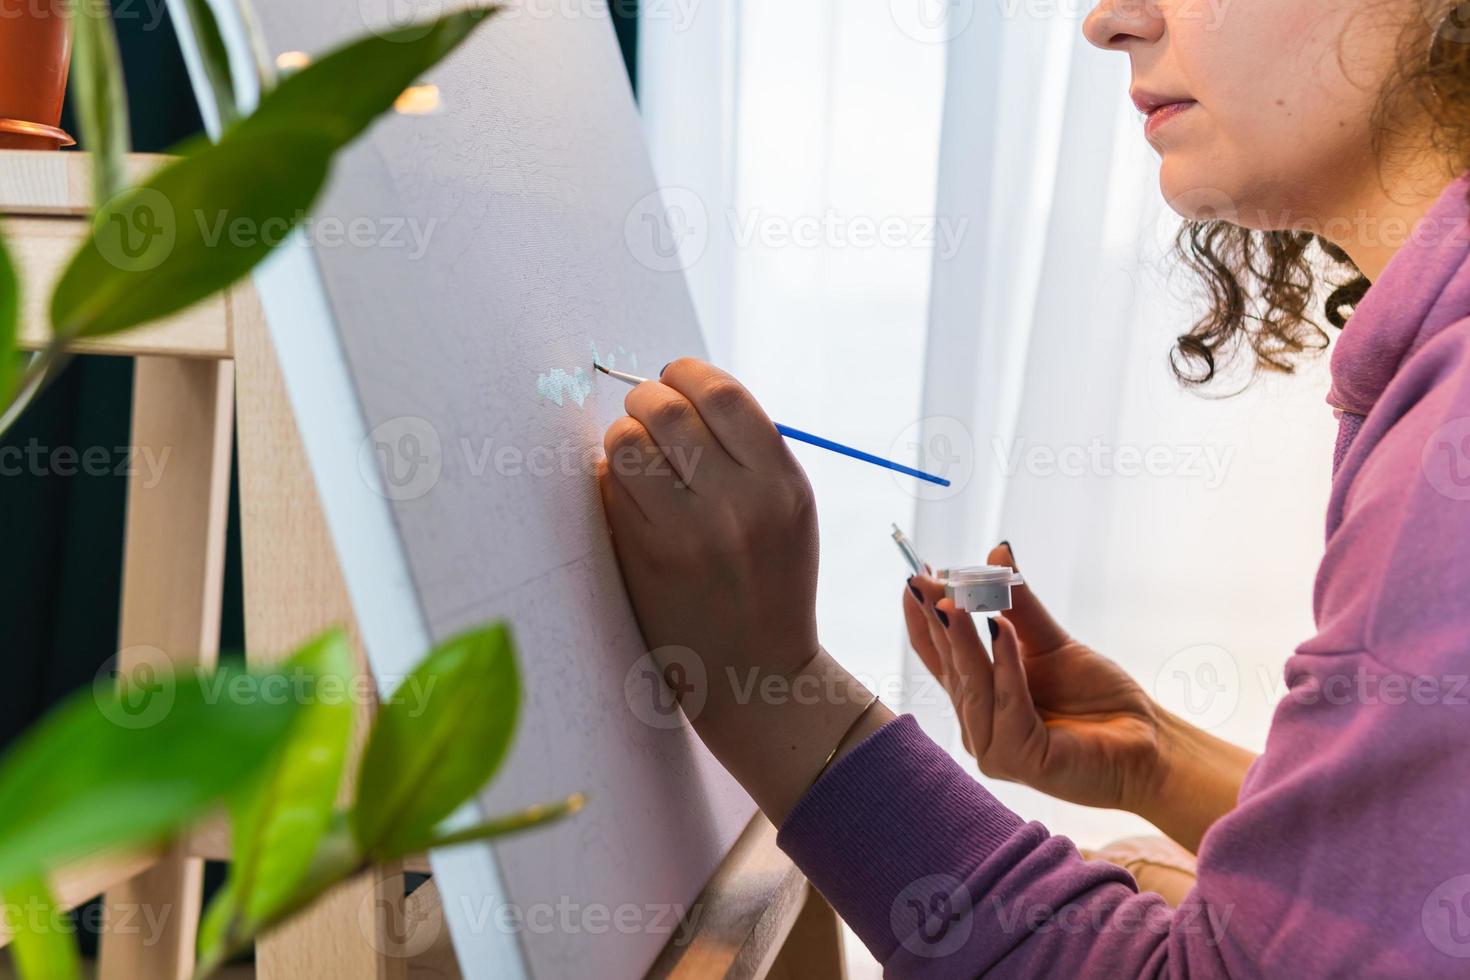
[{"x1": 0, "y1": 151, "x2": 846, "y2": 980}]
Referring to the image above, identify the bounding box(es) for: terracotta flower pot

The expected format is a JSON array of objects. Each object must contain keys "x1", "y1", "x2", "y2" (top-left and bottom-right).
[{"x1": 0, "y1": 0, "x2": 75, "y2": 151}]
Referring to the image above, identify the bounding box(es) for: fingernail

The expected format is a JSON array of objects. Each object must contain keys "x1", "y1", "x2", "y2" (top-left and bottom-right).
[
  {"x1": 987, "y1": 618, "x2": 1000, "y2": 640},
  {"x1": 999, "y1": 540, "x2": 1017, "y2": 568},
  {"x1": 660, "y1": 362, "x2": 672, "y2": 377},
  {"x1": 936, "y1": 608, "x2": 950, "y2": 628},
  {"x1": 908, "y1": 578, "x2": 924, "y2": 603}
]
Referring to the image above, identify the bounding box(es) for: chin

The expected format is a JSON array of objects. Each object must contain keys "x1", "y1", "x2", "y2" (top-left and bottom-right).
[
  {"x1": 1157, "y1": 156, "x2": 1248, "y2": 226},
  {"x1": 1157, "y1": 153, "x2": 1309, "y2": 232}
]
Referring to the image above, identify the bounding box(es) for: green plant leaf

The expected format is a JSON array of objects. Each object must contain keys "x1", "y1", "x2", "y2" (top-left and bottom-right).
[
  {"x1": 226, "y1": 629, "x2": 356, "y2": 928},
  {"x1": 238, "y1": 7, "x2": 498, "y2": 147},
  {"x1": 0, "y1": 665, "x2": 302, "y2": 884},
  {"x1": 197, "y1": 811, "x2": 361, "y2": 979},
  {"x1": 3, "y1": 874, "x2": 80, "y2": 980},
  {"x1": 352, "y1": 623, "x2": 521, "y2": 857},
  {"x1": 0, "y1": 226, "x2": 17, "y2": 408},
  {"x1": 173, "y1": 0, "x2": 242, "y2": 128},
  {"x1": 194, "y1": 876, "x2": 235, "y2": 978},
  {"x1": 48, "y1": 122, "x2": 337, "y2": 339},
  {"x1": 400, "y1": 793, "x2": 585, "y2": 857},
  {"x1": 69, "y1": 0, "x2": 132, "y2": 205}
]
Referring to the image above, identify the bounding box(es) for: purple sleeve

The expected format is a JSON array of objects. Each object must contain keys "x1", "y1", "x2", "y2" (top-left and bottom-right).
[
  {"x1": 778, "y1": 715, "x2": 1201, "y2": 978},
  {"x1": 778, "y1": 327, "x2": 1470, "y2": 979}
]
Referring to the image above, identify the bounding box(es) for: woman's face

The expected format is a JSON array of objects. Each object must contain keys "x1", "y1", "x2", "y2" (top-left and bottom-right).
[{"x1": 1083, "y1": 0, "x2": 1422, "y2": 229}]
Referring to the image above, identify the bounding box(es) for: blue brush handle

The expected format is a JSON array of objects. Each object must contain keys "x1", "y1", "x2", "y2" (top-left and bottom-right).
[{"x1": 774, "y1": 423, "x2": 952, "y2": 487}]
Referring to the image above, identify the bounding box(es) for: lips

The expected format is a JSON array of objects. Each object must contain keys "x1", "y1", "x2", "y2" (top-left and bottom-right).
[{"x1": 1131, "y1": 89, "x2": 1197, "y2": 139}]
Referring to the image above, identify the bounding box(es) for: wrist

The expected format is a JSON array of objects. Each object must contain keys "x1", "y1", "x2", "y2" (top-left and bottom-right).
[
  {"x1": 692, "y1": 642, "x2": 823, "y2": 727},
  {"x1": 1139, "y1": 709, "x2": 1257, "y2": 852},
  {"x1": 687, "y1": 647, "x2": 892, "y2": 824}
]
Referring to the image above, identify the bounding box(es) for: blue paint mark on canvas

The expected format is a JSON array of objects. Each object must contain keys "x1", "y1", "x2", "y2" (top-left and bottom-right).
[
  {"x1": 536, "y1": 367, "x2": 594, "y2": 407},
  {"x1": 537, "y1": 341, "x2": 641, "y2": 408},
  {"x1": 589, "y1": 341, "x2": 638, "y2": 373}
]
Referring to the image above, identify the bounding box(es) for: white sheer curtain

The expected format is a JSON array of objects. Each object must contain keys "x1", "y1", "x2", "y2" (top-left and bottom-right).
[
  {"x1": 641, "y1": 0, "x2": 1339, "y2": 961},
  {"x1": 640, "y1": 0, "x2": 947, "y2": 697}
]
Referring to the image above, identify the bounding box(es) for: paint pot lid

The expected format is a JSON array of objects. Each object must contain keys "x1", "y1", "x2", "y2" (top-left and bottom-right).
[
  {"x1": 0, "y1": 118, "x2": 76, "y2": 147},
  {"x1": 942, "y1": 565, "x2": 1024, "y2": 587}
]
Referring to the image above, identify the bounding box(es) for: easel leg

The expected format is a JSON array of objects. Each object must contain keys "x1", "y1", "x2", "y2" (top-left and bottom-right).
[
  {"x1": 232, "y1": 287, "x2": 408, "y2": 980},
  {"x1": 99, "y1": 356, "x2": 235, "y2": 980},
  {"x1": 767, "y1": 887, "x2": 847, "y2": 980}
]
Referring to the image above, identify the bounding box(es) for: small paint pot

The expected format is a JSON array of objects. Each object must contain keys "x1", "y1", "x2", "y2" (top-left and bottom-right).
[{"x1": 941, "y1": 565, "x2": 1024, "y2": 614}]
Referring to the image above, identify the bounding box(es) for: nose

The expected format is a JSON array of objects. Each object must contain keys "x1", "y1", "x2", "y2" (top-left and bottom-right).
[{"x1": 1083, "y1": 0, "x2": 1165, "y2": 51}]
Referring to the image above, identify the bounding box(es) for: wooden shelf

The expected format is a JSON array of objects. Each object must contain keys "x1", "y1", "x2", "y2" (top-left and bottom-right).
[
  {"x1": 0, "y1": 150, "x2": 171, "y2": 216},
  {"x1": 1, "y1": 151, "x2": 233, "y2": 361}
]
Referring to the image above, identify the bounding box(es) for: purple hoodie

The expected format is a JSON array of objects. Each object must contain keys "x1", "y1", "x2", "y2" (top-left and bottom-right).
[{"x1": 777, "y1": 175, "x2": 1470, "y2": 978}]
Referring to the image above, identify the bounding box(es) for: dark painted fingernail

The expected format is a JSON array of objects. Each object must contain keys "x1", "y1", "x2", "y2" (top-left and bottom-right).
[
  {"x1": 908, "y1": 577, "x2": 924, "y2": 603},
  {"x1": 987, "y1": 618, "x2": 1000, "y2": 640},
  {"x1": 999, "y1": 540, "x2": 1016, "y2": 567},
  {"x1": 936, "y1": 608, "x2": 950, "y2": 628},
  {"x1": 660, "y1": 362, "x2": 672, "y2": 377}
]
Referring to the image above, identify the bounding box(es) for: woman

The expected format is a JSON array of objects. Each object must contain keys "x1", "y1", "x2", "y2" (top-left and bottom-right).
[{"x1": 598, "y1": 0, "x2": 1470, "y2": 974}]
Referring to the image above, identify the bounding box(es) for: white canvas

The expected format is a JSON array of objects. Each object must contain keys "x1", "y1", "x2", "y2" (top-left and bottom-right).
[{"x1": 173, "y1": 2, "x2": 755, "y2": 976}]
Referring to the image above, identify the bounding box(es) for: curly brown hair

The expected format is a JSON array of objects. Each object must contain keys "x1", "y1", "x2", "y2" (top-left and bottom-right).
[{"x1": 1171, "y1": 0, "x2": 1470, "y2": 386}]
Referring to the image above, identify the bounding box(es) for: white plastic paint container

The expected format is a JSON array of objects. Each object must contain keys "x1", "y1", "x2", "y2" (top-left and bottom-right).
[{"x1": 940, "y1": 566, "x2": 1025, "y2": 614}]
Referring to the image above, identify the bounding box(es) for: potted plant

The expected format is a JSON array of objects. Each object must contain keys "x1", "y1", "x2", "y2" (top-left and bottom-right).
[
  {"x1": 0, "y1": 0, "x2": 75, "y2": 150},
  {"x1": 0, "y1": 5, "x2": 581, "y2": 977}
]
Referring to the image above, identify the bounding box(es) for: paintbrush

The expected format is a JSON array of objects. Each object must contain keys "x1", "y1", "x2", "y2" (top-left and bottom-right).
[{"x1": 593, "y1": 363, "x2": 951, "y2": 487}]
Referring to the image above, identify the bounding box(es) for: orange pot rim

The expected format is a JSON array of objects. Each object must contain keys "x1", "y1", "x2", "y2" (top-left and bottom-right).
[{"x1": 0, "y1": 118, "x2": 76, "y2": 147}]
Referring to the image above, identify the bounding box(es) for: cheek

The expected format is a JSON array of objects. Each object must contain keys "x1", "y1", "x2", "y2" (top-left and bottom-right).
[
  {"x1": 1177, "y1": 0, "x2": 1351, "y2": 129},
  {"x1": 1161, "y1": 0, "x2": 1387, "y2": 213}
]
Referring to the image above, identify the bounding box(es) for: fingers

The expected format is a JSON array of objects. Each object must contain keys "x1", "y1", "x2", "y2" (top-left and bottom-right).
[
  {"x1": 902, "y1": 578, "x2": 948, "y2": 685},
  {"x1": 904, "y1": 575, "x2": 964, "y2": 746},
  {"x1": 935, "y1": 595, "x2": 995, "y2": 758},
  {"x1": 597, "y1": 456, "x2": 650, "y2": 529},
  {"x1": 985, "y1": 615, "x2": 1047, "y2": 772},
  {"x1": 623, "y1": 380, "x2": 735, "y2": 491},
  {"x1": 987, "y1": 542, "x2": 1069, "y2": 653},
  {"x1": 908, "y1": 574, "x2": 955, "y2": 681},
  {"x1": 602, "y1": 416, "x2": 692, "y2": 520},
  {"x1": 657, "y1": 359, "x2": 785, "y2": 468},
  {"x1": 904, "y1": 558, "x2": 1050, "y2": 781},
  {"x1": 905, "y1": 575, "x2": 997, "y2": 759}
]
